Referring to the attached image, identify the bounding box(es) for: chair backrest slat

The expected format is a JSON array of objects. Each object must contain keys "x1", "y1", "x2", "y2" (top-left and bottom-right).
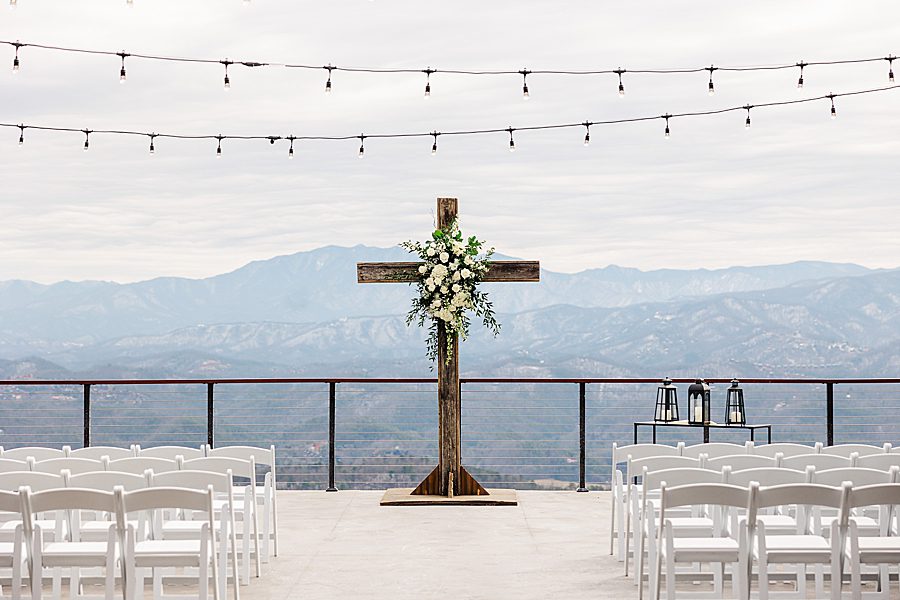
[
  {"x1": 627, "y1": 455, "x2": 698, "y2": 480},
  {"x1": 641, "y1": 467, "x2": 722, "y2": 492},
  {"x1": 119, "y1": 486, "x2": 213, "y2": 514},
  {"x1": 150, "y1": 469, "x2": 233, "y2": 494},
  {"x1": 182, "y1": 456, "x2": 255, "y2": 479},
  {"x1": 612, "y1": 443, "x2": 682, "y2": 465},
  {"x1": 752, "y1": 442, "x2": 822, "y2": 458},
  {"x1": 726, "y1": 467, "x2": 809, "y2": 488},
  {"x1": 2, "y1": 447, "x2": 69, "y2": 462},
  {"x1": 32, "y1": 457, "x2": 104, "y2": 475},
  {"x1": 138, "y1": 445, "x2": 204, "y2": 461},
  {"x1": 704, "y1": 454, "x2": 778, "y2": 472},
  {"x1": 661, "y1": 482, "x2": 748, "y2": 510},
  {"x1": 856, "y1": 454, "x2": 900, "y2": 471},
  {"x1": 682, "y1": 442, "x2": 749, "y2": 459},
  {"x1": 781, "y1": 453, "x2": 852, "y2": 471},
  {"x1": 0, "y1": 458, "x2": 29, "y2": 474},
  {"x1": 68, "y1": 446, "x2": 134, "y2": 461},
  {"x1": 848, "y1": 483, "x2": 900, "y2": 510},
  {"x1": 0, "y1": 471, "x2": 64, "y2": 492},
  {"x1": 66, "y1": 470, "x2": 147, "y2": 491},
  {"x1": 107, "y1": 457, "x2": 179, "y2": 475},
  {"x1": 820, "y1": 443, "x2": 889, "y2": 458},
  {"x1": 206, "y1": 445, "x2": 274, "y2": 466},
  {"x1": 812, "y1": 467, "x2": 896, "y2": 488}
]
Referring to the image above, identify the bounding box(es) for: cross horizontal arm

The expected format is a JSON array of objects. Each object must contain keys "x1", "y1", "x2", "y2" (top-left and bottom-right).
[{"x1": 357, "y1": 260, "x2": 540, "y2": 283}]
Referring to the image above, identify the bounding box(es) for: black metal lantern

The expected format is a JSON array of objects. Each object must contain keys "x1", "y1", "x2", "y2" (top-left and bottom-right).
[
  {"x1": 725, "y1": 378, "x2": 746, "y2": 426},
  {"x1": 654, "y1": 377, "x2": 679, "y2": 422},
  {"x1": 688, "y1": 379, "x2": 711, "y2": 425}
]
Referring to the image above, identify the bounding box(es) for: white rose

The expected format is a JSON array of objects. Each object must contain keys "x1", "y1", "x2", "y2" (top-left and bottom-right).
[
  {"x1": 464, "y1": 256, "x2": 474, "y2": 266},
  {"x1": 427, "y1": 284, "x2": 436, "y2": 292},
  {"x1": 439, "y1": 252, "x2": 449, "y2": 263},
  {"x1": 418, "y1": 265, "x2": 427, "y2": 274},
  {"x1": 450, "y1": 261, "x2": 458, "y2": 269},
  {"x1": 425, "y1": 277, "x2": 434, "y2": 287},
  {"x1": 452, "y1": 271, "x2": 461, "y2": 281},
  {"x1": 452, "y1": 283, "x2": 461, "y2": 293},
  {"x1": 461, "y1": 268, "x2": 472, "y2": 279},
  {"x1": 426, "y1": 247, "x2": 436, "y2": 256},
  {"x1": 441, "y1": 285, "x2": 449, "y2": 294}
]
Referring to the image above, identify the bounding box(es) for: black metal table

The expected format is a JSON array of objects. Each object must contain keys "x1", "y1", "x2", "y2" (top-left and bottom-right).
[{"x1": 633, "y1": 420, "x2": 772, "y2": 444}]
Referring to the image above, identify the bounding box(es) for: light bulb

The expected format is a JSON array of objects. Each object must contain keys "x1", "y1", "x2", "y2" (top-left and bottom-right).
[
  {"x1": 797, "y1": 76, "x2": 804, "y2": 89},
  {"x1": 522, "y1": 83, "x2": 529, "y2": 100},
  {"x1": 424, "y1": 81, "x2": 431, "y2": 99},
  {"x1": 745, "y1": 115, "x2": 751, "y2": 129},
  {"x1": 83, "y1": 139, "x2": 89, "y2": 152},
  {"x1": 508, "y1": 137, "x2": 515, "y2": 152},
  {"x1": 149, "y1": 139, "x2": 155, "y2": 155},
  {"x1": 708, "y1": 80, "x2": 715, "y2": 96},
  {"x1": 18, "y1": 128, "x2": 24, "y2": 145},
  {"x1": 891, "y1": 69, "x2": 896, "y2": 83},
  {"x1": 583, "y1": 129, "x2": 590, "y2": 147},
  {"x1": 216, "y1": 139, "x2": 222, "y2": 157},
  {"x1": 288, "y1": 147, "x2": 294, "y2": 159},
  {"x1": 120, "y1": 66, "x2": 127, "y2": 83},
  {"x1": 325, "y1": 78, "x2": 332, "y2": 93},
  {"x1": 431, "y1": 141, "x2": 437, "y2": 155},
  {"x1": 618, "y1": 82, "x2": 625, "y2": 97},
  {"x1": 12, "y1": 56, "x2": 19, "y2": 73},
  {"x1": 358, "y1": 137, "x2": 365, "y2": 157},
  {"x1": 224, "y1": 74, "x2": 230, "y2": 90},
  {"x1": 831, "y1": 104, "x2": 836, "y2": 119},
  {"x1": 664, "y1": 126, "x2": 670, "y2": 139}
]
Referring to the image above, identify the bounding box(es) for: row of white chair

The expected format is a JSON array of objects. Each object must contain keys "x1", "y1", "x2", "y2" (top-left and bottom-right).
[
  {"x1": 632, "y1": 465, "x2": 900, "y2": 597},
  {"x1": 652, "y1": 480, "x2": 900, "y2": 600},
  {"x1": 1, "y1": 483, "x2": 228, "y2": 600},
  {"x1": 0, "y1": 445, "x2": 278, "y2": 563},
  {"x1": 610, "y1": 442, "x2": 895, "y2": 560}
]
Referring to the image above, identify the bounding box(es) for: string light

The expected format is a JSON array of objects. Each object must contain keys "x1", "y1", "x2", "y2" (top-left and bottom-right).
[
  {"x1": 82, "y1": 129, "x2": 91, "y2": 151},
  {"x1": 706, "y1": 65, "x2": 717, "y2": 95},
  {"x1": 423, "y1": 68, "x2": 433, "y2": 99},
  {"x1": 431, "y1": 131, "x2": 439, "y2": 155},
  {"x1": 744, "y1": 105, "x2": 752, "y2": 129},
  {"x1": 148, "y1": 133, "x2": 155, "y2": 154},
  {"x1": 216, "y1": 135, "x2": 222, "y2": 156},
  {"x1": 520, "y1": 69, "x2": 530, "y2": 100},
  {"x1": 582, "y1": 122, "x2": 591, "y2": 146},
  {"x1": 663, "y1": 114, "x2": 671, "y2": 139},
  {"x1": 324, "y1": 65, "x2": 334, "y2": 93},
  {"x1": 222, "y1": 60, "x2": 232, "y2": 90},
  {"x1": 888, "y1": 56, "x2": 896, "y2": 83},
  {"x1": 17, "y1": 124, "x2": 24, "y2": 145},
  {"x1": 358, "y1": 135, "x2": 365, "y2": 157},
  {"x1": 3, "y1": 85, "x2": 897, "y2": 156},
  {"x1": 797, "y1": 61, "x2": 807, "y2": 89},
  {"x1": 12, "y1": 42, "x2": 21, "y2": 73},
  {"x1": 118, "y1": 52, "x2": 128, "y2": 83},
  {"x1": 1, "y1": 39, "x2": 896, "y2": 98},
  {"x1": 287, "y1": 136, "x2": 295, "y2": 159},
  {"x1": 828, "y1": 93, "x2": 836, "y2": 119}
]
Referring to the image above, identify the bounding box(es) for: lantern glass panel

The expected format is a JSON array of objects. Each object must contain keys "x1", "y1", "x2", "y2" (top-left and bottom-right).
[
  {"x1": 654, "y1": 377, "x2": 679, "y2": 422},
  {"x1": 725, "y1": 379, "x2": 746, "y2": 425},
  {"x1": 687, "y1": 379, "x2": 711, "y2": 425}
]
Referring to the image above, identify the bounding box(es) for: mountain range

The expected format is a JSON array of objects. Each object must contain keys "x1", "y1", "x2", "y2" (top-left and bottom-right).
[{"x1": 0, "y1": 246, "x2": 897, "y2": 379}]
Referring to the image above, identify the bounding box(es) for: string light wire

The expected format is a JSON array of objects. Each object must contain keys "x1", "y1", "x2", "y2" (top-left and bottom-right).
[
  {"x1": 2, "y1": 84, "x2": 897, "y2": 155},
  {"x1": 1, "y1": 39, "x2": 895, "y2": 95}
]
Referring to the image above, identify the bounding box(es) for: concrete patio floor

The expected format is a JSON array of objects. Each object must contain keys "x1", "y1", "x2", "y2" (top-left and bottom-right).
[{"x1": 251, "y1": 490, "x2": 630, "y2": 600}]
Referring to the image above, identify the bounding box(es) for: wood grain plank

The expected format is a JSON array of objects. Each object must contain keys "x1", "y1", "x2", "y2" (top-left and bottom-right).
[{"x1": 357, "y1": 260, "x2": 540, "y2": 283}]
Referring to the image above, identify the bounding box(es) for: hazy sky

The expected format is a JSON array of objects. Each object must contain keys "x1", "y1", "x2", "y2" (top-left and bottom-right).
[{"x1": 1, "y1": 1, "x2": 898, "y2": 283}]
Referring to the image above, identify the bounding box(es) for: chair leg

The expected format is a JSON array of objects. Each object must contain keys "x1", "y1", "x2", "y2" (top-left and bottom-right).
[
  {"x1": 152, "y1": 568, "x2": 163, "y2": 600},
  {"x1": 261, "y1": 497, "x2": 270, "y2": 564},
  {"x1": 104, "y1": 558, "x2": 115, "y2": 600},
  {"x1": 758, "y1": 561, "x2": 769, "y2": 600},
  {"x1": 797, "y1": 563, "x2": 807, "y2": 599},
  {"x1": 271, "y1": 489, "x2": 278, "y2": 559},
  {"x1": 51, "y1": 567, "x2": 61, "y2": 600},
  {"x1": 665, "y1": 553, "x2": 675, "y2": 600},
  {"x1": 610, "y1": 489, "x2": 617, "y2": 556},
  {"x1": 815, "y1": 563, "x2": 825, "y2": 599},
  {"x1": 69, "y1": 568, "x2": 79, "y2": 600}
]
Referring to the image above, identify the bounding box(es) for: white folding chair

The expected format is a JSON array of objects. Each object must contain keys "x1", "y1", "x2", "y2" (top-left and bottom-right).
[
  {"x1": 820, "y1": 444, "x2": 889, "y2": 458},
  {"x1": 182, "y1": 458, "x2": 260, "y2": 581},
  {"x1": 31, "y1": 458, "x2": 104, "y2": 476},
  {"x1": 1, "y1": 448, "x2": 69, "y2": 462},
  {"x1": 682, "y1": 442, "x2": 751, "y2": 459},
  {"x1": 725, "y1": 467, "x2": 811, "y2": 537},
  {"x1": 149, "y1": 470, "x2": 240, "y2": 598},
  {"x1": 856, "y1": 454, "x2": 900, "y2": 472},
  {"x1": 782, "y1": 453, "x2": 854, "y2": 471},
  {"x1": 811, "y1": 467, "x2": 896, "y2": 537},
  {"x1": 610, "y1": 443, "x2": 683, "y2": 560},
  {"x1": 625, "y1": 455, "x2": 699, "y2": 576},
  {"x1": 0, "y1": 473, "x2": 66, "y2": 545},
  {"x1": 751, "y1": 443, "x2": 822, "y2": 458},
  {"x1": 137, "y1": 446, "x2": 204, "y2": 461},
  {"x1": 117, "y1": 486, "x2": 219, "y2": 600},
  {"x1": 652, "y1": 483, "x2": 748, "y2": 600},
  {"x1": 0, "y1": 460, "x2": 29, "y2": 475},
  {"x1": 20, "y1": 487, "x2": 121, "y2": 600},
  {"x1": 64, "y1": 471, "x2": 149, "y2": 543},
  {"x1": 205, "y1": 445, "x2": 278, "y2": 560},
  {"x1": 0, "y1": 489, "x2": 26, "y2": 600},
  {"x1": 844, "y1": 483, "x2": 900, "y2": 600},
  {"x1": 68, "y1": 447, "x2": 135, "y2": 461},
  {"x1": 634, "y1": 468, "x2": 721, "y2": 599},
  {"x1": 746, "y1": 482, "x2": 851, "y2": 600},
  {"x1": 703, "y1": 454, "x2": 779, "y2": 472},
  {"x1": 105, "y1": 457, "x2": 179, "y2": 476}
]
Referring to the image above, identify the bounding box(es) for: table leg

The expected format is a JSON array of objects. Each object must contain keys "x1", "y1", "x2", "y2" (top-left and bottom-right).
[
  {"x1": 634, "y1": 423, "x2": 638, "y2": 444},
  {"x1": 703, "y1": 425, "x2": 709, "y2": 443},
  {"x1": 767, "y1": 426, "x2": 772, "y2": 444},
  {"x1": 750, "y1": 429, "x2": 755, "y2": 442},
  {"x1": 652, "y1": 425, "x2": 657, "y2": 444}
]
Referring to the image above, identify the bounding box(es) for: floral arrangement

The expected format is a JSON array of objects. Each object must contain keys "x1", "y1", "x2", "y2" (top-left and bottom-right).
[{"x1": 401, "y1": 219, "x2": 500, "y2": 364}]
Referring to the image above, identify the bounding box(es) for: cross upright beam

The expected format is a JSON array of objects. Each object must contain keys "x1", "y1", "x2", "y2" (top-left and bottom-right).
[{"x1": 356, "y1": 197, "x2": 540, "y2": 497}]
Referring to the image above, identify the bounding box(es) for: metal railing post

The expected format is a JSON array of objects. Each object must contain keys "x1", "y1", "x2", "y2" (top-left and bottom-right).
[
  {"x1": 207, "y1": 383, "x2": 215, "y2": 448},
  {"x1": 577, "y1": 382, "x2": 588, "y2": 492},
  {"x1": 82, "y1": 383, "x2": 91, "y2": 447},
  {"x1": 826, "y1": 382, "x2": 835, "y2": 446},
  {"x1": 326, "y1": 381, "x2": 338, "y2": 492}
]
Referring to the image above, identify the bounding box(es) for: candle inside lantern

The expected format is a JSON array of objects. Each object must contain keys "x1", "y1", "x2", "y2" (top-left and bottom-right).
[
  {"x1": 694, "y1": 405, "x2": 702, "y2": 422},
  {"x1": 665, "y1": 409, "x2": 672, "y2": 421}
]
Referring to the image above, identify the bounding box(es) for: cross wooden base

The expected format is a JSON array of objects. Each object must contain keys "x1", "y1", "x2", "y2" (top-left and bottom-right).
[{"x1": 380, "y1": 487, "x2": 518, "y2": 506}]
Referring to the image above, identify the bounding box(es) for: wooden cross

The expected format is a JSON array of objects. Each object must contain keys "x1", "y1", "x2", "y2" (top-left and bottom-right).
[{"x1": 357, "y1": 197, "x2": 540, "y2": 497}]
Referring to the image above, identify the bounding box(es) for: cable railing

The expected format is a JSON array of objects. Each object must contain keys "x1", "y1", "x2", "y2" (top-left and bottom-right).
[{"x1": 0, "y1": 377, "x2": 897, "y2": 490}]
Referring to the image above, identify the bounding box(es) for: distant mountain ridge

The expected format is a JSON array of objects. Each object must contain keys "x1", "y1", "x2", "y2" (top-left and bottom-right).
[{"x1": 0, "y1": 246, "x2": 894, "y2": 378}]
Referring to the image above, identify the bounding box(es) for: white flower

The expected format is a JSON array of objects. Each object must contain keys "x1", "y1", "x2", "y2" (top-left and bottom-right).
[
  {"x1": 439, "y1": 251, "x2": 450, "y2": 263},
  {"x1": 452, "y1": 283, "x2": 461, "y2": 293},
  {"x1": 418, "y1": 265, "x2": 427, "y2": 274},
  {"x1": 452, "y1": 271, "x2": 461, "y2": 282},
  {"x1": 425, "y1": 277, "x2": 434, "y2": 287},
  {"x1": 460, "y1": 268, "x2": 472, "y2": 279},
  {"x1": 426, "y1": 247, "x2": 436, "y2": 256},
  {"x1": 464, "y1": 255, "x2": 474, "y2": 266},
  {"x1": 427, "y1": 284, "x2": 436, "y2": 292},
  {"x1": 441, "y1": 285, "x2": 449, "y2": 294},
  {"x1": 450, "y1": 261, "x2": 458, "y2": 269}
]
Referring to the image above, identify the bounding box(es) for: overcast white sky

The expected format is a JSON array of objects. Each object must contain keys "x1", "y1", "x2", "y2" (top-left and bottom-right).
[{"x1": 1, "y1": 1, "x2": 898, "y2": 283}]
